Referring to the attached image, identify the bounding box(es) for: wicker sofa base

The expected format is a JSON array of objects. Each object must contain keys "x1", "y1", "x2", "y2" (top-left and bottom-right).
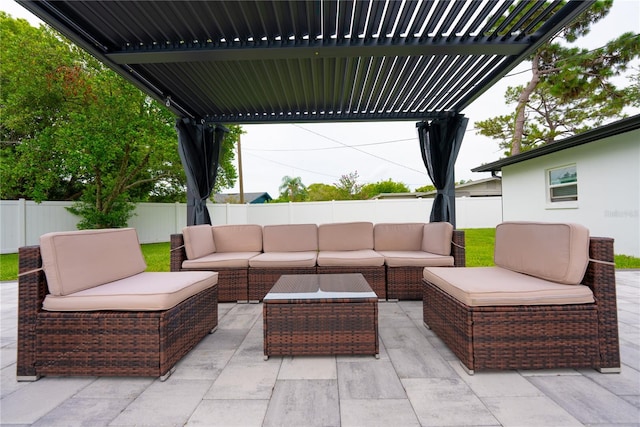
[
  {"x1": 316, "y1": 265, "x2": 386, "y2": 299},
  {"x1": 210, "y1": 268, "x2": 247, "y2": 302},
  {"x1": 18, "y1": 246, "x2": 218, "y2": 380},
  {"x1": 423, "y1": 281, "x2": 601, "y2": 372},
  {"x1": 422, "y1": 237, "x2": 620, "y2": 374},
  {"x1": 248, "y1": 267, "x2": 317, "y2": 301},
  {"x1": 387, "y1": 267, "x2": 425, "y2": 300}
]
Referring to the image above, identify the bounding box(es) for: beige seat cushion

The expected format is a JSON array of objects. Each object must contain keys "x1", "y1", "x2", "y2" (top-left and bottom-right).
[
  {"x1": 182, "y1": 252, "x2": 261, "y2": 269},
  {"x1": 212, "y1": 224, "x2": 263, "y2": 252},
  {"x1": 421, "y1": 222, "x2": 453, "y2": 256},
  {"x1": 318, "y1": 222, "x2": 374, "y2": 251},
  {"x1": 494, "y1": 222, "x2": 589, "y2": 285},
  {"x1": 423, "y1": 266, "x2": 594, "y2": 306},
  {"x1": 42, "y1": 271, "x2": 218, "y2": 311},
  {"x1": 263, "y1": 224, "x2": 318, "y2": 252},
  {"x1": 317, "y1": 249, "x2": 384, "y2": 267},
  {"x1": 249, "y1": 251, "x2": 317, "y2": 268},
  {"x1": 374, "y1": 223, "x2": 425, "y2": 251},
  {"x1": 378, "y1": 251, "x2": 454, "y2": 267},
  {"x1": 183, "y1": 225, "x2": 215, "y2": 259},
  {"x1": 40, "y1": 228, "x2": 147, "y2": 296}
]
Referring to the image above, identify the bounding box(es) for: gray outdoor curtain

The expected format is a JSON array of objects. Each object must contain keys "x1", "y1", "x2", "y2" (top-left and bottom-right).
[
  {"x1": 176, "y1": 118, "x2": 228, "y2": 225},
  {"x1": 417, "y1": 113, "x2": 468, "y2": 227}
]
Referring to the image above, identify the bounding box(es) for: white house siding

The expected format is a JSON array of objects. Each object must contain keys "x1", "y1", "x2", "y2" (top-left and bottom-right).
[{"x1": 501, "y1": 131, "x2": 640, "y2": 257}]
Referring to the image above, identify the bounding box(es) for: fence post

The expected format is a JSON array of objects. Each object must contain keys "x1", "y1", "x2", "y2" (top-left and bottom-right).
[
  {"x1": 174, "y1": 202, "x2": 180, "y2": 233},
  {"x1": 18, "y1": 198, "x2": 27, "y2": 248}
]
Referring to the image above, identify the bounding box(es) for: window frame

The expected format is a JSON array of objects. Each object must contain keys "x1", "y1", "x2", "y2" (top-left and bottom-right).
[{"x1": 546, "y1": 164, "x2": 578, "y2": 208}]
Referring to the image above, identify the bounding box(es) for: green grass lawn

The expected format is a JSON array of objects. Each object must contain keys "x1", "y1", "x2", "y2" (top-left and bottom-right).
[
  {"x1": 462, "y1": 228, "x2": 496, "y2": 267},
  {"x1": 1, "y1": 229, "x2": 638, "y2": 281}
]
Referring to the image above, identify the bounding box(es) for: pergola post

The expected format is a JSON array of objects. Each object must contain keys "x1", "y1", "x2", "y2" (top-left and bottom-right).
[{"x1": 417, "y1": 113, "x2": 469, "y2": 228}]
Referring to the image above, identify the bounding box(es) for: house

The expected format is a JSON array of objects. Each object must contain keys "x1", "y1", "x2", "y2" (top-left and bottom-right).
[
  {"x1": 473, "y1": 115, "x2": 640, "y2": 257},
  {"x1": 213, "y1": 192, "x2": 272, "y2": 204},
  {"x1": 371, "y1": 177, "x2": 502, "y2": 199}
]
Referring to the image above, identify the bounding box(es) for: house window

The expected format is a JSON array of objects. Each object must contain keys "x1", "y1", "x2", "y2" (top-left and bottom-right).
[{"x1": 548, "y1": 164, "x2": 577, "y2": 203}]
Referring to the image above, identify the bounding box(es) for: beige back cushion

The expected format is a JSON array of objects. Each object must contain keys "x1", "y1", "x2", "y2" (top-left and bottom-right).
[
  {"x1": 182, "y1": 225, "x2": 215, "y2": 259},
  {"x1": 262, "y1": 224, "x2": 318, "y2": 252},
  {"x1": 494, "y1": 222, "x2": 590, "y2": 285},
  {"x1": 318, "y1": 222, "x2": 374, "y2": 251},
  {"x1": 212, "y1": 224, "x2": 263, "y2": 252},
  {"x1": 421, "y1": 222, "x2": 454, "y2": 255},
  {"x1": 374, "y1": 223, "x2": 424, "y2": 251},
  {"x1": 40, "y1": 228, "x2": 147, "y2": 296}
]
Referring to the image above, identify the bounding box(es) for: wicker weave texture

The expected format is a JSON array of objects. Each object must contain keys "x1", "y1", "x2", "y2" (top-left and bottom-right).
[
  {"x1": 386, "y1": 267, "x2": 424, "y2": 300},
  {"x1": 452, "y1": 230, "x2": 466, "y2": 267},
  {"x1": 18, "y1": 245, "x2": 218, "y2": 379},
  {"x1": 264, "y1": 302, "x2": 378, "y2": 357},
  {"x1": 422, "y1": 236, "x2": 620, "y2": 372},
  {"x1": 585, "y1": 237, "x2": 620, "y2": 369}
]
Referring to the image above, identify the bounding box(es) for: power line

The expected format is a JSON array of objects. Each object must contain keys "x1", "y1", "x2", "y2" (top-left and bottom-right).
[
  {"x1": 244, "y1": 151, "x2": 339, "y2": 180},
  {"x1": 245, "y1": 137, "x2": 416, "y2": 152},
  {"x1": 291, "y1": 124, "x2": 428, "y2": 176},
  {"x1": 243, "y1": 124, "x2": 428, "y2": 181}
]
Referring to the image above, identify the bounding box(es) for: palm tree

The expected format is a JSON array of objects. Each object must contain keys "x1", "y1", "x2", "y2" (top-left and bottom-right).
[{"x1": 279, "y1": 176, "x2": 307, "y2": 202}]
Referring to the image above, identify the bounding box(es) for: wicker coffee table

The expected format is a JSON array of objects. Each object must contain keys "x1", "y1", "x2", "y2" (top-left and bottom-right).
[{"x1": 263, "y1": 274, "x2": 379, "y2": 359}]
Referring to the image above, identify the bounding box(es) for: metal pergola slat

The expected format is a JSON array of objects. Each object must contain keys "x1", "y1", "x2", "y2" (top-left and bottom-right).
[{"x1": 19, "y1": 0, "x2": 594, "y2": 123}]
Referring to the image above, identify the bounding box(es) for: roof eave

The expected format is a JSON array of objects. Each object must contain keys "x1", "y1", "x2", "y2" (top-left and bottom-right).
[{"x1": 472, "y1": 115, "x2": 640, "y2": 172}]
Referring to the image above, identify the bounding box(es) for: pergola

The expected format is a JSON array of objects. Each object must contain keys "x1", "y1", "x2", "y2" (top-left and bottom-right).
[{"x1": 19, "y1": 0, "x2": 593, "y2": 225}]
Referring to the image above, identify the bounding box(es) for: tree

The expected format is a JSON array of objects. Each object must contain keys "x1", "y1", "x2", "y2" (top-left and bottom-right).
[
  {"x1": 307, "y1": 183, "x2": 340, "y2": 201},
  {"x1": 334, "y1": 171, "x2": 363, "y2": 200},
  {"x1": 1, "y1": 14, "x2": 82, "y2": 201},
  {"x1": 476, "y1": 1, "x2": 640, "y2": 155},
  {"x1": 0, "y1": 13, "x2": 241, "y2": 227},
  {"x1": 415, "y1": 184, "x2": 436, "y2": 193},
  {"x1": 360, "y1": 179, "x2": 410, "y2": 199},
  {"x1": 277, "y1": 176, "x2": 307, "y2": 202}
]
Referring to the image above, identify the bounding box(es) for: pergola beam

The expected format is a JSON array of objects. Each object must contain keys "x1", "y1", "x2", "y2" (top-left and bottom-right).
[{"x1": 108, "y1": 38, "x2": 528, "y2": 65}]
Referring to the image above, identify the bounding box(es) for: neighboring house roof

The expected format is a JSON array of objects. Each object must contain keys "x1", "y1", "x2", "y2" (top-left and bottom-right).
[
  {"x1": 370, "y1": 192, "x2": 429, "y2": 200},
  {"x1": 372, "y1": 177, "x2": 502, "y2": 199},
  {"x1": 446, "y1": 177, "x2": 502, "y2": 197},
  {"x1": 213, "y1": 192, "x2": 272, "y2": 204},
  {"x1": 473, "y1": 115, "x2": 640, "y2": 172}
]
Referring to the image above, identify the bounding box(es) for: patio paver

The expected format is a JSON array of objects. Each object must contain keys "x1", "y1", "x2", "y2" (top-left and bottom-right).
[{"x1": 1, "y1": 271, "x2": 639, "y2": 426}]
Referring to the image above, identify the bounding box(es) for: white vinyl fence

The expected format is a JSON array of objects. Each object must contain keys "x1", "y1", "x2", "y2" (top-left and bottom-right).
[{"x1": 0, "y1": 198, "x2": 503, "y2": 254}]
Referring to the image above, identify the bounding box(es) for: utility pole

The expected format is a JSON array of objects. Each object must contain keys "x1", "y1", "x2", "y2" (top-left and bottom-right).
[{"x1": 237, "y1": 134, "x2": 245, "y2": 204}]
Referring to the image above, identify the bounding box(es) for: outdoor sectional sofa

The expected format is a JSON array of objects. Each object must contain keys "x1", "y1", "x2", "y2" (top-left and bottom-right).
[
  {"x1": 17, "y1": 228, "x2": 219, "y2": 381},
  {"x1": 171, "y1": 221, "x2": 465, "y2": 302},
  {"x1": 422, "y1": 221, "x2": 621, "y2": 374}
]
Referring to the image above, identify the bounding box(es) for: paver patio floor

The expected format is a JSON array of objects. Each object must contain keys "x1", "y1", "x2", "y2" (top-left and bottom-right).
[{"x1": 1, "y1": 271, "x2": 638, "y2": 426}]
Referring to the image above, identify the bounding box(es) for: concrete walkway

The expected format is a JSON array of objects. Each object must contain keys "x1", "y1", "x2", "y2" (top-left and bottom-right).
[{"x1": 1, "y1": 271, "x2": 638, "y2": 426}]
